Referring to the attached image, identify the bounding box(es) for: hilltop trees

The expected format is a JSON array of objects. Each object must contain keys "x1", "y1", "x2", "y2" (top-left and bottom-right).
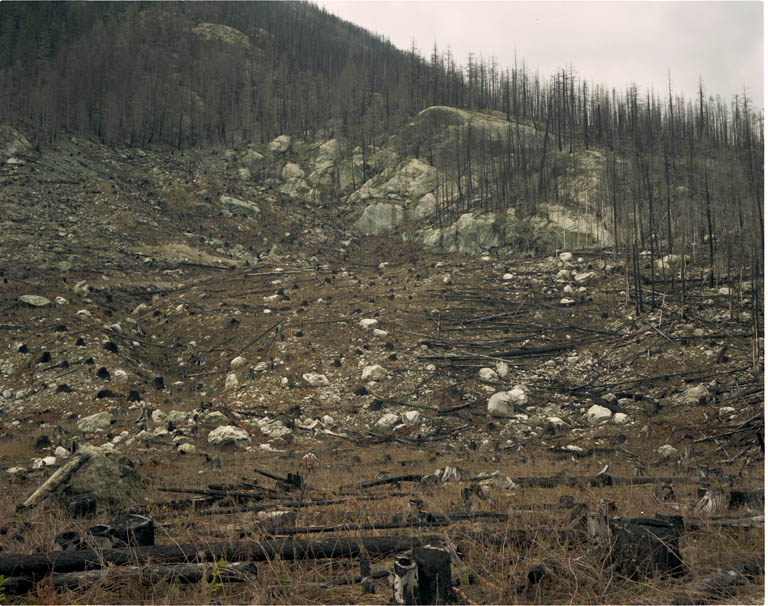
[{"x1": 0, "y1": 1, "x2": 762, "y2": 304}]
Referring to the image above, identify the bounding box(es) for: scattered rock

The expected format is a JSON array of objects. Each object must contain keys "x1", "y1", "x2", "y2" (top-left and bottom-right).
[
  {"x1": 224, "y1": 373, "x2": 239, "y2": 390},
  {"x1": 478, "y1": 368, "x2": 499, "y2": 383},
  {"x1": 403, "y1": 411, "x2": 421, "y2": 426},
  {"x1": 77, "y1": 412, "x2": 113, "y2": 433},
  {"x1": 362, "y1": 364, "x2": 387, "y2": 381},
  {"x1": 19, "y1": 295, "x2": 51, "y2": 307},
  {"x1": 586, "y1": 405, "x2": 613, "y2": 425},
  {"x1": 680, "y1": 384, "x2": 710, "y2": 406},
  {"x1": 302, "y1": 373, "x2": 330, "y2": 387},
  {"x1": 207, "y1": 425, "x2": 251, "y2": 448},
  {"x1": 657, "y1": 444, "x2": 678, "y2": 458},
  {"x1": 376, "y1": 413, "x2": 400, "y2": 428},
  {"x1": 613, "y1": 412, "x2": 630, "y2": 425}
]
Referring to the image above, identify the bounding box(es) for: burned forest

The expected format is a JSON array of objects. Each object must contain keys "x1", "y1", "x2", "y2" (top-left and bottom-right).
[{"x1": 0, "y1": 2, "x2": 763, "y2": 604}]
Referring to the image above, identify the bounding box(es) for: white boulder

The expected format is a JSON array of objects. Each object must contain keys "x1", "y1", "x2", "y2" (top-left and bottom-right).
[
  {"x1": 207, "y1": 425, "x2": 251, "y2": 448},
  {"x1": 403, "y1": 410, "x2": 422, "y2": 426},
  {"x1": 362, "y1": 365, "x2": 387, "y2": 381},
  {"x1": 376, "y1": 413, "x2": 400, "y2": 428},
  {"x1": 303, "y1": 373, "x2": 330, "y2": 387},
  {"x1": 586, "y1": 405, "x2": 613, "y2": 425},
  {"x1": 230, "y1": 356, "x2": 247, "y2": 369},
  {"x1": 225, "y1": 373, "x2": 238, "y2": 390},
  {"x1": 478, "y1": 368, "x2": 499, "y2": 383},
  {"x1": 77, "y1": 412, "x2": 113, "y2": 433}
]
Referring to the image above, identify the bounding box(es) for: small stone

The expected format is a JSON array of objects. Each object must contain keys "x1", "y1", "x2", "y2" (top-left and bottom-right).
[
  {"x1": 508, "y1": 386, "x2": 528, "y2": 405},
  {"x1": 478, "y1": 367, "x2": 499, "y2": 383},
  {"x1": 177, "y1": 442, "x2": 197, "y2": 455},
  {"x1": 55, "y1": 296, "x2": 69, "y2": 305},
  {"x1": 403, "y1": 410, "x2": 421, "y2": 426},
  {"x1": 302, "y1": 373, "x2": 330, "y2": 387},
  {"x1": 359, "y1": 318, "x2": 379, "y2": 330},
  {"x1": 574, "y1": 271, "x2": 595, "y2": 284},
  {"x1": 19, "y1": 295, "x2": 51, "y2": 307},
  {"x1": 718, "y1": 406, "x2": 736, "y2": 417},
  {"x1": 376, "y1": 413, "x2": 400, "y2": 428},
  {"x1": 54, "y1": 446, "x2": 70, "y2": 457},
  {"x1": 681, "y1": 384, "x2": 710, "y2": 406},
  {"x1": 230, "y1": 356, "x2": 247, "y2": 369},
  {"x1": 224, "y1": 373, "x2": 238, "y2": 390},
  {"x1": 372, "y1": 328, "x2": 389, "y2": 337},
  {"x1": 658, "y1": 444, "x2": 678, "y2": 458},
  {"x1": 559, "y1": 252, "x2": 573, "y2": 263},
  {"x1": 495, "y1": 361, "x2": 509, "y2": 379},
  {"x1": 559, "y1": 298, "x2": 575, "y2": 306},
  {"x1": 613, "y1": 412, "x2": 630, "y2": 425},
  {"x1": 113, "y1": 369, "x2": 128, "y2": 383},
  {"x1": 502, "y1": 273, "x2": 513, "y2": 280},
  {"x1": 362, "y1": 364, "x2": 387, "y2": 381}
]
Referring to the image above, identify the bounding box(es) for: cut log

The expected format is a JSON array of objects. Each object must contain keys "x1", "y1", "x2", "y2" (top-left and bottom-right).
[{"x1": 589, "y1": 516, "x2": 684, "y2": 580}]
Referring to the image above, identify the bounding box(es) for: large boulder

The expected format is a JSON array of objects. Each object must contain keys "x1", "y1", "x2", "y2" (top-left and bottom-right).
[
  {"x1": 586, "y1": 405, "x2": 613, "y2": 425},
  {"x1": 46, "y1": 445, "x2": 144, "y2": 510},
  {"x1": 380, "y1": 158, "x2": 436, "y2": 200},
  {"x1": 282, "y1": 162, "x2": 305, "y2": 180},
  {"x1": 355, "y1": 202, "x2": 409, "y2": 235},
  {"x1": 77, "y1": 412, "x2": 113, "y2": 434},
  {"x1": 487, "y1": 392, "x2": 514, "y2": 417},
  {"x1": 220, "y1": 195, "x2": 260, "y2": 219},
  {"x1": 19, "y1": 295, "x2": 51, "y2": 307},
  {"x1": 308, "y1": 139, "x2": 339, "y2": 186},
  {"x1": 207, "y1": 425, "x2": 251, "y2": 449},
  {"x1": 423, "y1": 212, "x2": 506, "y2": 255},
  {"x1": 268, "y1": 135, "x2": 291, "y2": 154},
  {"x1": 362, "y1": 364, "x2": 388, "y2": 382}
]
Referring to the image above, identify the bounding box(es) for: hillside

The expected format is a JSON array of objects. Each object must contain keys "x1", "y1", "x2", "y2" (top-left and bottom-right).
[{"x1": 0, "y1": 2, "x2": 764, "y2": 604}]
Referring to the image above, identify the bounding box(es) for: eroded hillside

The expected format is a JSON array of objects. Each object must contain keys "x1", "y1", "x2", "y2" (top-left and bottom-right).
[{"x1": 0, "y1": 131, "x2": 763, "y2": 604}]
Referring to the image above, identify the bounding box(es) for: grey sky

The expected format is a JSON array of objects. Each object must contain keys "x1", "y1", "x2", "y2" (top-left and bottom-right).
[{"x1": 317, "y1": 1, "x2": 764, "y2": 108}]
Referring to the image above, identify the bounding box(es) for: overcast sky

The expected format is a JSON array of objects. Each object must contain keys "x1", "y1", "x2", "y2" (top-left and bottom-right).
[{"x1": 316, "y1": 1, "x2": 764, "y2": 108}]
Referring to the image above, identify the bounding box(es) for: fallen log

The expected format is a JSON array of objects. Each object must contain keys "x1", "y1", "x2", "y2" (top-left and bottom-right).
[
  {"x1": 0, "y1": 528, "x2": 584, "y2": 579},
  {"x1": 342, "y1": 474, "x2": 424, "y2": 490},
  {"x1": 3, "y1": 561, "x2": 258, "y2": 595},
  {"x1": 20, "y1": 452, "x2": 91, "y2": 510},
  {"x1": 0, "y1": 535, "x2": 450, "y2": 577}
]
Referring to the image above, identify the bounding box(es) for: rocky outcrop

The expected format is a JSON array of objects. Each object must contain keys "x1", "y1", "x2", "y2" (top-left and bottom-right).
[
  {"x1": 419, "y1": 210, "x2": 559, "y2": 256},
  {"x1": 349, "y1": 158, "x2": 436, "y2": 206},
  {"x1": 355, "y1": 202, "x2": 410, "y2": 235},
  {"x1": 191, "y1": 23, "x2": 251, "y2": 49},
  {"x1": 0, "y1": 125, "x2": 31, "y2": 164}
]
